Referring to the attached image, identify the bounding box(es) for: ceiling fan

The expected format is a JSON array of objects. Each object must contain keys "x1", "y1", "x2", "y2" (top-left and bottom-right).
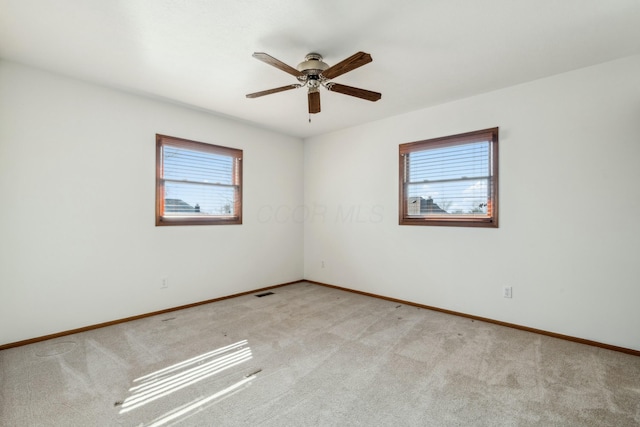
[{"x1": 246, "y1": 51, "x2": 381, "y2": 114}]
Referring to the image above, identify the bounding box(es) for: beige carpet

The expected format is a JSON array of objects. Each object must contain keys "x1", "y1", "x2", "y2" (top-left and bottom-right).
[{"x1": 1, "y1": 282, "x2": 639, "y2": 426}]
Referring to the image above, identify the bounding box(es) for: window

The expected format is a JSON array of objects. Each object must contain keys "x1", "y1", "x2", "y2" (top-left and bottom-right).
[
  {"x1": 156, "y1": 134, "x2": 242, "y2": 226},
  {"x1": 399, "y1": 127, "x2": 498, "y2": 227}
]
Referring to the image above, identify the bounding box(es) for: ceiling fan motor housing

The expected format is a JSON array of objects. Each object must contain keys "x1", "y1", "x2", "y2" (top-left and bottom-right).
[{"x1": 297, "y1": 53, "x2": 329, "y2": 77}]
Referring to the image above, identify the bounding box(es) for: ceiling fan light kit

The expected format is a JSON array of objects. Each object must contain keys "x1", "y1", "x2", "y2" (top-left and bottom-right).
[{"x1": 246, "y1": 51, "x2": 381, "y2": 116}]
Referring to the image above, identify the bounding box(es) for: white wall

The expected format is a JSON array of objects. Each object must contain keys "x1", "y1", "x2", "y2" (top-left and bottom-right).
[
  {"x1": 0, "y1": 61, "x2": 304, "y2": 345},
  {"x1": 3, "y1": 55, "x2": 639, "y2": 351},
  {"x1": 304, "y1": 55, "x2": 640, "y2": 351}
]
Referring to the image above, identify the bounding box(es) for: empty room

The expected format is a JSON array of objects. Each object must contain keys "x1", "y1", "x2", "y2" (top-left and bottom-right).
[{"x1": 1, "y1": 1, "x2": 640, "y2": 426}]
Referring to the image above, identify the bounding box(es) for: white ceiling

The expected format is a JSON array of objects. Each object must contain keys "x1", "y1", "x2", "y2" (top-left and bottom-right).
[{"x1": 1, "y1": 0, "x2": 640, "y2": 139}]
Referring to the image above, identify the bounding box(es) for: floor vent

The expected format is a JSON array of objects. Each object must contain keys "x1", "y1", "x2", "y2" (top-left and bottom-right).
[{"x1": 255, "y1": 292, "x2": 274, "y2": 297}]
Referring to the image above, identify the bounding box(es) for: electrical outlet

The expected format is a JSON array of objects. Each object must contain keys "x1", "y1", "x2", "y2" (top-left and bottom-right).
[
  {"x1": 321, "y1": 261, "x2": 325, "y2": 268},
  {"x1": 161, "y1": 278, "x2": 168, "y2": 289},
  {"x1": 503, "y1": 286, "x2": 512, "y2": 298}
]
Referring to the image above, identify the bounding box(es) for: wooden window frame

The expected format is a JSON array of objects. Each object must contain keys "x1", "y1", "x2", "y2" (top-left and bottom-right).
[
  {"x1": 156, "y1": 134, "x2": 243, "y2": 226},
  {"x1": 399, "y1": 127, "x2": 499, "y2": 228}
]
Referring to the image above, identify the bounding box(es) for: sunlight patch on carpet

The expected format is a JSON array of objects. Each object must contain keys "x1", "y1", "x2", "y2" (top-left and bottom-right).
[{"x1": 118, "y1": 340, "x2": 252, "y2": 414}]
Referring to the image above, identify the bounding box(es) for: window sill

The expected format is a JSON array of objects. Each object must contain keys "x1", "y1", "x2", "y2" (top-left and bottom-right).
[
  {"x1": 400, "y1": 216, "x2": 498, "y2": 228},
  {"x1": 156, "y1": 216, "x2": 242, "y2": 226}
]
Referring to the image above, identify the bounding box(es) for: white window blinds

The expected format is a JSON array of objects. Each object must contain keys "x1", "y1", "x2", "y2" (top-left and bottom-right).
[
  {"x1": 163, "y1": 146, "x2": 237, "y2": 216},
  {"x1": 405, "y1": 140, "x2": 492, "y2": 216}
]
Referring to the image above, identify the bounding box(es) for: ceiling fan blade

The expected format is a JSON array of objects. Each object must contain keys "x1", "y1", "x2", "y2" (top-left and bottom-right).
[
  {"x1": 252, "y1": 52, "x2": 303, "y2": 78},
  {"x1": 320, "y1": 51, "x2": 373, "y2": 80},
  {"x1": 308, "y1": 91, "x2": 321, "y2": 114},
  {"x1": 327, "y1": 83, "x2": 381, "y2": 102},
  {"x1": 246, "y1": 84, "x2": 301, "y2": 98}
]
